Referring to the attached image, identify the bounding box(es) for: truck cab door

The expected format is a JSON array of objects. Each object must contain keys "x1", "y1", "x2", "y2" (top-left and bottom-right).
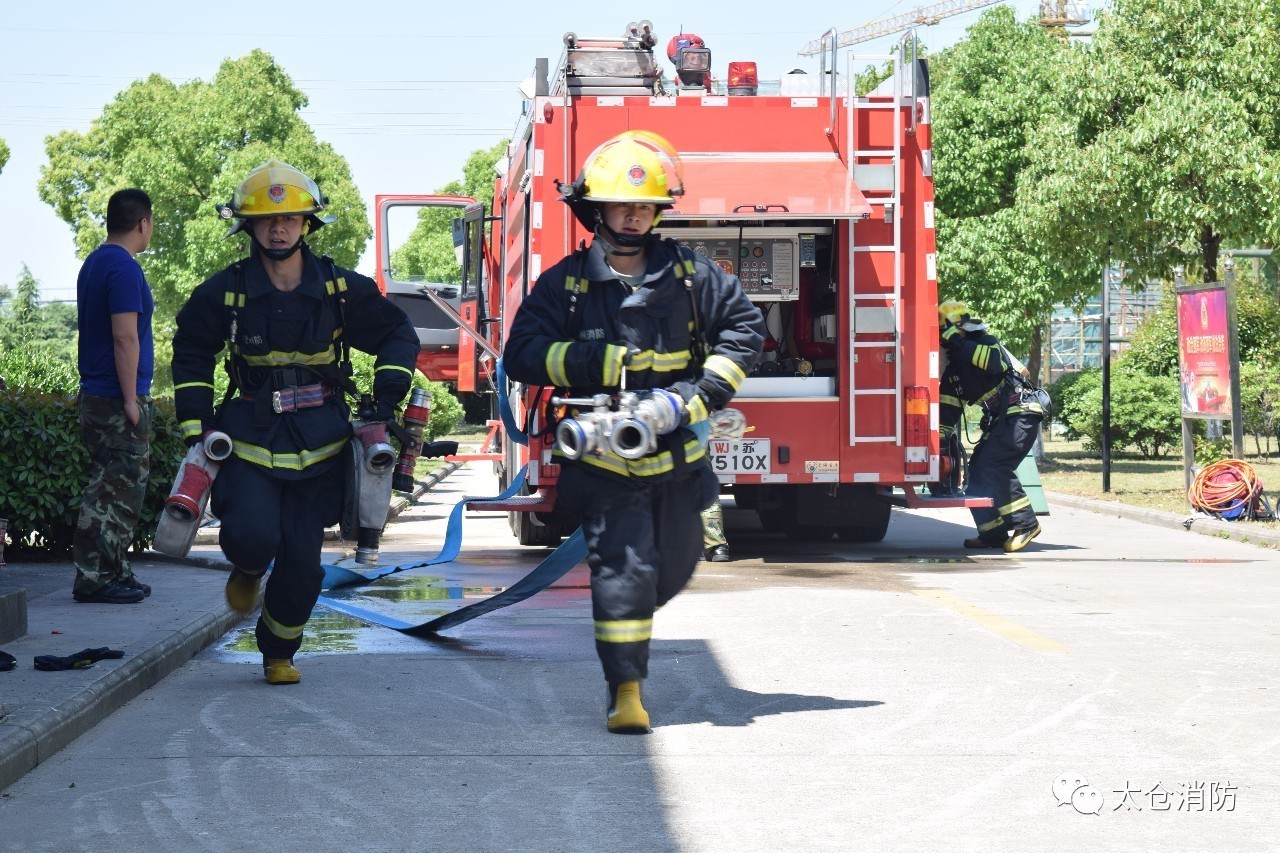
[
  {"x1": 374, "y1": 194, "x2": 481, "y2": 385},
  {"x1": 456, "y1": 201, "x2": 490, "y2": 394}
]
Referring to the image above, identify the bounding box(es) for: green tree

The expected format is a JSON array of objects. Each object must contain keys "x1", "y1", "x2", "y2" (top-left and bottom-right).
[
  {"x1": 929, "y1": 7, "x2": 1078, "y2": 365},
  {"x1": 392, "y1": 141, "x2": 505, "y2": 281},
  {"x1": 1240, "y1": 357, "x2": 1280, "y2": 455},
  {"x1": 38, "y1": 50, "x2": 371, "y2": 391},
  {"x1": 1022, "y1": 0, "x2": 1280, "y2": 285},
  {"x1": 0, "y1": 136, "x2": 9, "y2": 174},
  {"x1": 0, "y1": 265, "x2": 77, "y2": 364}
]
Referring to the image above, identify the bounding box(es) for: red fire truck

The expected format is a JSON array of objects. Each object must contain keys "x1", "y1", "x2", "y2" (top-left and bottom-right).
[{"x1": 377, "y1": 22, "x2": 989, "y2": 545}]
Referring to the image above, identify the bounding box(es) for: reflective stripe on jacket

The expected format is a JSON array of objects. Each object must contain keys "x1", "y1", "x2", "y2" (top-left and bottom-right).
[
  {"x1": 173, "y1": 248, "x2": 418, "y2": 480},
  {"x1": 503, "y1": 237, "x2": 765, "y2": 482}
]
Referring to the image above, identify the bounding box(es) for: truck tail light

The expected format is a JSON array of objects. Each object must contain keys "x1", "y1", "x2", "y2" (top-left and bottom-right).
[
  {"x1": 905, "y1": 386, "x2": 930, "y2": 475},
  {"x1": 727, "y1": 61, "x2": 758, "y2": 96}
]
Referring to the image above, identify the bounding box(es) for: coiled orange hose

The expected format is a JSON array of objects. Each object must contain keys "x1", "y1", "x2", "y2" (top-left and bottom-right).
[{"x1": 1188, "y1": 459, "x2": 1263, "y2": 517}]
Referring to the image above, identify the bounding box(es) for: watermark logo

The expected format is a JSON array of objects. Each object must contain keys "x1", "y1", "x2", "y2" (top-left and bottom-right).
[
  {"x1": 1055, "y1": 773, "x2": 1237, "y2": 814},
  {"x1": 1054, "y1": 773, "x2": 1104, "y2": 814}
]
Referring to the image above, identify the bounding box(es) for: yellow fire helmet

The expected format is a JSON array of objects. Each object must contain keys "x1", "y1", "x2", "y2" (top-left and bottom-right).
[
  {"x1": 938, "y1": 299, "x2": 986, "y2": 332},
  {"x1": 938, "y1": 299, "x2": 970, "y2": 327},
  {"x1": 215, "y1": 159, "x2": 336, "y2": 238},
  {"x1": 561, "y1": 130, "x2": 684, "y2": 228}
]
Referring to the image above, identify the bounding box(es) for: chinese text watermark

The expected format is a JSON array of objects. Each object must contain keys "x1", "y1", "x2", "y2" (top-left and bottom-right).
[{"x1": 1053, "y1": 773, "x2": 1237, "y2": 815}]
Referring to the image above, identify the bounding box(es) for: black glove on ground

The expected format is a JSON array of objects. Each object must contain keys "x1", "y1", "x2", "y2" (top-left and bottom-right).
[{"x1": 34, "y1": 647, "x2": 125, "y2": 671}]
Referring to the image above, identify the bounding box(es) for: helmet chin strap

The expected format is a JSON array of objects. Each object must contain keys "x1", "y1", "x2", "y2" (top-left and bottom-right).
[
  {"x1": 251, "y1": 232, "x2": 305, "y2": 262},
  {"x1": 593, "y1": 214, "x2": 651, "y2": 257}
]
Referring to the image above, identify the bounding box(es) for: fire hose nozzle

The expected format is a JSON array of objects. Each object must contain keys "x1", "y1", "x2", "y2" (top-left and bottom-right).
[
  {"x1": 203, "y1": 431, "x2": 233, "y2": 461},
  {"x1": 365, "y1": 442, "x2": 396, "y2": 472},
  {"x1": 392, "y1": 387, "x2": 432, "y2": 494}
]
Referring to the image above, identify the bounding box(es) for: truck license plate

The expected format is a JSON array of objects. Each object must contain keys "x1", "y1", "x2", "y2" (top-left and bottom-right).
[{"x1": 710, "y1": 438, "x2": 771, "y2": 474}]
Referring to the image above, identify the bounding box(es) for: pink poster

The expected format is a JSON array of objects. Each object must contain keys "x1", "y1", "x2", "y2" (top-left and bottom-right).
[{"x1": 1176, "y1": 287, "x2": 1230, "y2": 417}]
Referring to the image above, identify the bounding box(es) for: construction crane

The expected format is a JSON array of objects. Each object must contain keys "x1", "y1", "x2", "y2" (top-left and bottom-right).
[
  {"x1": 1038, "y1": 1, "x2": 1091, "y2": 33},
  {"x1": 798, "y1": 0, "x2": 1003, "y2": 55}
]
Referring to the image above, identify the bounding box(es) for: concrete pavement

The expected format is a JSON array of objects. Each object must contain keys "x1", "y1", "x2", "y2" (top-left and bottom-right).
[
  {"x1": 0, "y1": 461, "x2": 461, "y2": 792},
  {"x1": 0, "y1": 466, "x2": 1276, "y2": 795}
]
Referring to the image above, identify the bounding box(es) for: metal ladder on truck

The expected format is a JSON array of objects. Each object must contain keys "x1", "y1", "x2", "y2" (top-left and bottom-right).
[{"x1": 838, "y1": 32, "x2": 922, "y2": 451}]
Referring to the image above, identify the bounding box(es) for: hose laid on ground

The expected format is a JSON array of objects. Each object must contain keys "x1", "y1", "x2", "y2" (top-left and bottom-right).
[
  {"x1": 316, "y1": 465, "x2": 589, "y2": 635},
  {"x1": 1188, "y1": 459, "x2": 1263, "y2": 519}
]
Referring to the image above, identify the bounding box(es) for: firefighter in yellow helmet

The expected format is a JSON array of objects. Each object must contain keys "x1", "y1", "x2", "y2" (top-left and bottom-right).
[
  {"x1": 504, "y1": 131, "x2": 765, "y2": 733},
  {"x1": 172, "y1": 160, "x2": 418, "y2": 684},
  {"x1": 938, "y1": 299, "x2": 1046, "y2": 552}
]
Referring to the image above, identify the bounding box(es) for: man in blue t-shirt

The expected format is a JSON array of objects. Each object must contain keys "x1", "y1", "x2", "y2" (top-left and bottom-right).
[{"x1": 72, "y1": 188, "x2": 156, "y2": 604}]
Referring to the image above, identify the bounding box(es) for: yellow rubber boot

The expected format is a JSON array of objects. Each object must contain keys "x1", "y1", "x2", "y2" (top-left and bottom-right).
[
  {"x1": 225, "y1": 568, "x2": 263, "y2": 613},
  {"x1": 263, "y1": 658, "x2": 301, "y2": 685},
  {"x1": 607, "y1": 681, "x2": 651, "y2": 734},
  {"x1": 1004, "y1": 523, "x2": 1042, "y2": 553}
]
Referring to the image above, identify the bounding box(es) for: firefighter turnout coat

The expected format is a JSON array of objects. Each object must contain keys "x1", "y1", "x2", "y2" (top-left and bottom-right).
[
  {"x1": 939, "y1": 322, "x2": 1045, "y2": 542},
  {"x1": 504, "y1": 235, "x2": 764, "y2": 685},
  {"x1": 172, "y1": 247, "x2": 418, "y2": 478},
  {"x1": 503, "y1": 237, "x2": 765, "y2": 480}
]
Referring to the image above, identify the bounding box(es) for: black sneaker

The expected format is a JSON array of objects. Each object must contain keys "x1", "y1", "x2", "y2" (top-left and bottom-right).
[
  {"x1": 73, "y1": 582, "x2": 145, "y2": 604},
  {"x1": 121, "y1": 575, "x2": 151, "y2": 597}
]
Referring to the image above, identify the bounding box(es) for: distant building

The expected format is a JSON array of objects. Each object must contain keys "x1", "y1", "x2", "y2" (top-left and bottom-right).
[{"x1": 1046, "y1": 280, "x2": 1163, "y2": 384}]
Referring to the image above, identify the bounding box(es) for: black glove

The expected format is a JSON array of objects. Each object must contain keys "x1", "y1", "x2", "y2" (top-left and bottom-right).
[
  {"x1": 422, "y1": 440, "x2": 459, "y2": 459},
  {"x1": 940, "y1": 322, "x2": 962, "y2": 348},
  {"x1": 34, "y1": 647, "x2": 124, "y2": 671},
  {"x1": 184, "y1": 427, "x2": 214, "y2": 449},
  {"x1": 369, "y1": 397, "x2": 399, "y2": 423}
]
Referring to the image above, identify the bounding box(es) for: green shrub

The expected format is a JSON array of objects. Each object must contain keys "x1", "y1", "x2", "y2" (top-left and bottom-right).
[
  {"x1": 1193, "y1": 435, "x2": 1232, "y2": 467},
  {"x1": 1240, "y1": 358, "x2": 1280, "y2": 455},
  {"x1": 0, "y1": 390, "x2": 186, "y2": 558},
  {"x1": 2, "y1": 345, "x2": 466, "y2": 558},
  {"x1": 347, "y1": 350, "x2": 463, "y2": 440},
  {"x1": 1069, "y1": 367, "x2": 1182, "y2": 458},
  {"x1": 0, "y1": 344, "x2": 79, "y2": 394},
  {"x1": 1049, "y1": 369, "x2": 1100, "y2": 440}
]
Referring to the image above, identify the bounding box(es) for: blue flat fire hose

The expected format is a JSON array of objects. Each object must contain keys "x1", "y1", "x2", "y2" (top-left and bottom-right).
[{"x1": 315, "y1": 361, "x2": 588, "y2": 635}]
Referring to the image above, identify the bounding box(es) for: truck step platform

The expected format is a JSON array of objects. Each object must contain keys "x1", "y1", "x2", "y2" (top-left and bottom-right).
[
  {"x1": 466, "y1": 493, "x2": 557, "y2": 514},
  {"x1": 889, "y1": 487, "x2": 994, "y2": 510}
]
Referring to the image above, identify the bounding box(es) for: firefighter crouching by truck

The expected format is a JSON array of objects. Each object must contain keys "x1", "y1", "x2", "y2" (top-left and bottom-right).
[
  {"x1": 503, "y1": 131, "x2": 765, "y2": 733},
  {"x1": 938, "y1": 299, "x2": 1045, "y2": 553},
  {"x1": 172, "y1": 160, "x2": 418, "y2": 685}
]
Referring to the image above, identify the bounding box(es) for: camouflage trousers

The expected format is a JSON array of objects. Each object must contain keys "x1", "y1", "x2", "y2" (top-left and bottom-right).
[
  {"x1": 702, "y1": 500, "x2": 726, "y2": 549},
  {"x1": 73, "y1": 394, "x2": 153, "y2": 593}
]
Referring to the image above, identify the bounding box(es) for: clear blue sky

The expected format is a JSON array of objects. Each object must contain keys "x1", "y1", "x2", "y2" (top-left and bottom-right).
[{"x1": 0, "y1": 0, "x2": 1052, "y2": 304}]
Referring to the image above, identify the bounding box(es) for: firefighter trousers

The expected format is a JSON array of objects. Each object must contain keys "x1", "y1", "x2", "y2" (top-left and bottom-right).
[
  {"x1": 967, "y1": 412, "x2": 1043, "y2": 542},
  {"x1": 556, "y1": 461, "x2": 719, "y2": 685},
  {"x1": 211, "y1": 457, "x2": 344, "y2": 659}
]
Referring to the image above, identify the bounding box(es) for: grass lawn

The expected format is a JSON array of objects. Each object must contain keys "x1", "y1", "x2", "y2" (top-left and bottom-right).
[
  {"x1": 1036, "y1": 436, "x2": 1280, "y2": 531},
  {"x1": 414, "y1": 422, "x2": 493, "y2": 477}
]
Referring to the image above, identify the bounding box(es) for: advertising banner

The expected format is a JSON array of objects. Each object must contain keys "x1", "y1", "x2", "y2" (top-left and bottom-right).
[{"x1": 1176, "y1": 286, "x2": 1231, "y2": 418}]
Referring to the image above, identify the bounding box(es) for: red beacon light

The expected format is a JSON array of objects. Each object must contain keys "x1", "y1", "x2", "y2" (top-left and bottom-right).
[{"x1": 727, "y1": 61, "x2": 758, "y2": 96}]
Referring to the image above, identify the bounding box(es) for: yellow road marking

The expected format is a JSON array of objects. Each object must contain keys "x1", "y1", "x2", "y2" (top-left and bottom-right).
[{"x1": 914, "y1": 589, "x2": 1069, "y2": 654}]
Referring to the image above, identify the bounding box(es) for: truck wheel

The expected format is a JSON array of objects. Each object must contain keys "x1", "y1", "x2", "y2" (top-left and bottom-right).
[
  {"x1": 514, "y1": 508, "x2": 562, "y2": 546},
  {"x1": 835, "y1": 494, "x2": 892, "y2": 543}
]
